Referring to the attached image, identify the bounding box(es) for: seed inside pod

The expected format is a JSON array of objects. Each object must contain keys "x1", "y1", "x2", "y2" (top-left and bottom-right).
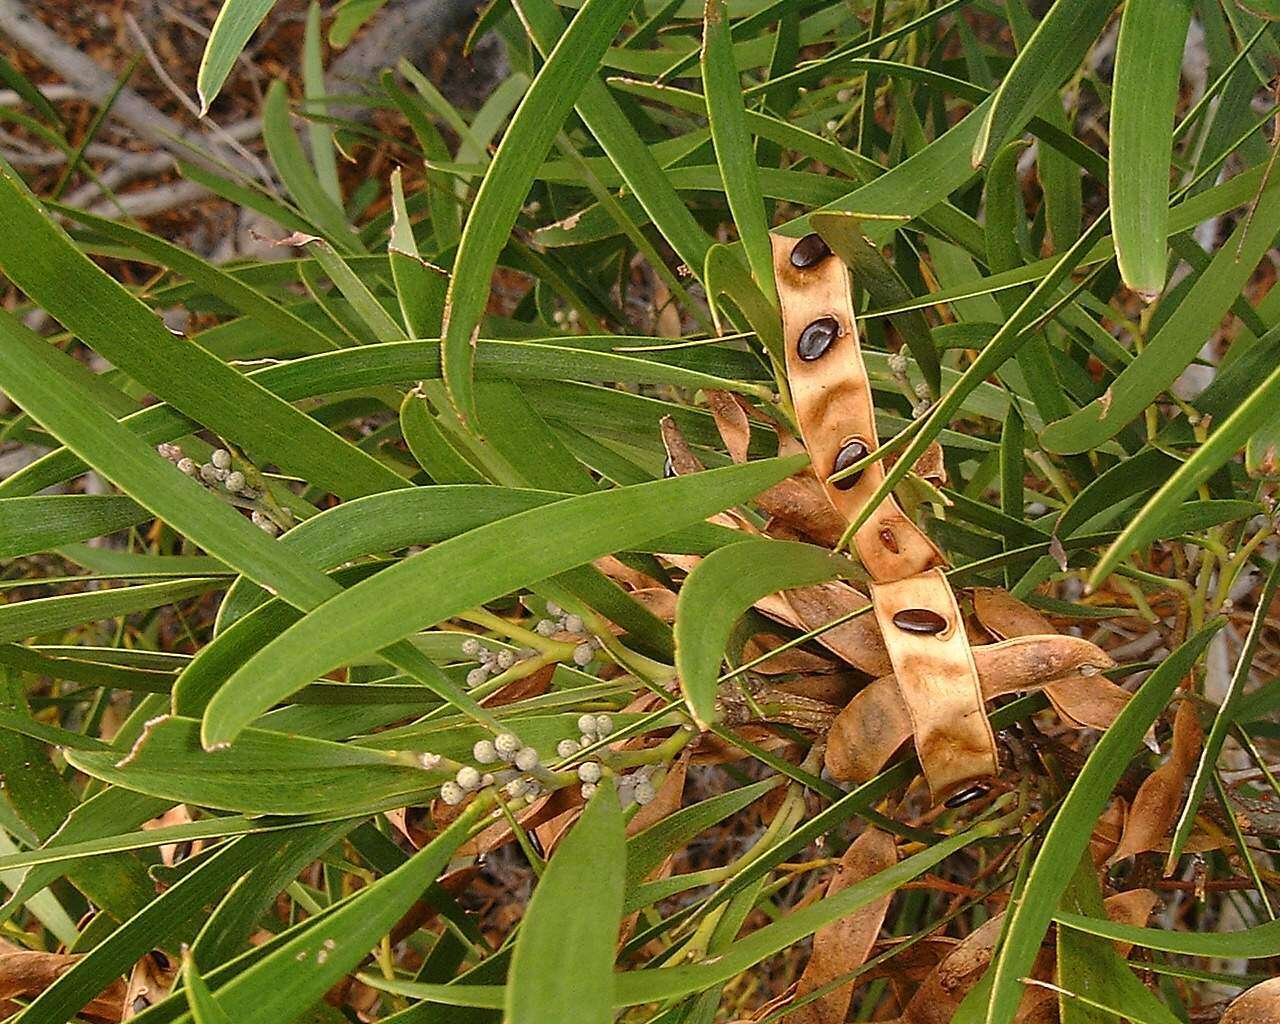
[
  {"x1": 891, "y1": 608, "x2": 948, "y2": 635},
  {"x1": 797, "y1": 316, "x2": 840, "y2": 361},
  {"x1": 830, "y1": 437, "x2": 869, "y2": 489},
  {"x1": 944, "y1": 784, "x2": 989, "y2": 808},
  {"x1": 790, "y1": 232, "x2": 832, "y2": 269}
]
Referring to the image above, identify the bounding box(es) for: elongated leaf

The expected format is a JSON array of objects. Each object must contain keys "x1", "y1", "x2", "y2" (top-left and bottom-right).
[
  {"x1": 675, "y1": 539, "x2": 853, "y2": 726},
  {"x1": 1109, "y1": 0, "x2": 1193, "y2": 296},
  {"x1": 982, "y1": 622, "x2": 1223, "y2": 1024},
  {"x1": 973, "y1": 0, "x2": 1120, "y2": 166},
  {"x1": 182, "y1": 953, "x2": 232, "y2": 1024},
  {"x1": 1042, "y1": 180, "x2": 1280, "y2": 454},
  {"x1": 0, "y1": 495, "x2": 149, "y2": 559},
  {"x1": 66, "y1": 716, "x2": 444, "y2": 815},
  {"x1": 1089, "y1": 359, "x2": 1280, "y2": 585},
  {"x1": 0, "y1": 162, "x2": 403, "y2": 500},
  {"x1": 508, "y1": 782, "x2": 624, "y2": 1023},
  {"x1": 1053, "y1": 911, "x2": 1280, "y2": 958},
  {"x1": 441, "y1": 0, "x2": 634, "y2": 425},
  {"x1": 201, "y1": 455, "x2": 805, "y2": 746},
  {"x1": 702, "y1": 0, "x2": 775, "y2": 306},
  {"x1": 197, "y1": 0, "x2": 276, "y2": 112}
]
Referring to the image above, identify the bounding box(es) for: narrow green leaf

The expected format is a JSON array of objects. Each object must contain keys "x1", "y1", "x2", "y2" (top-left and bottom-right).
[
  {"x1": 441, "y1": 0, "x2": 635, "y2": 425},
  {"x1": 182, "y1": 952, "x2": 233, "y2": 1024},
  {"x1": 508, "y1": 782, "x2": 624, "y2": 1023},
  {"x1": 1052, "y1": 910, "x2": 1280, "y2": 959},
  {"x1": 201, "y1": 455, "x2": 806, "y2": 747},
  {"x1": 0, "y1": 162, "x2": 403, "y2": 500},
  {"x1": 1109, "y1": 0, "x2": 1193, "y2": 296},
  {"x1": 1088, "y1": 359, "x2": 1280, "y2": 586},
  {"x1": 0, "y1": 495, "x2": 149, "y2": 559},
  {"x1": 303, "y1": 1, "x2": 342, "y2": 205},
  {"x1": 1042, "y1": 179, "x2": 1280, "y2": 455},
  {"x1": 675, "y1": 539, "x2": 853, "y2": 727},
  {"x1": 702, "y1": 0, "x2": 776, "y2": 306},
  {"x1": 972, "y1": 0, "x2": 1120, "y2": 166},
  {"x1": 984, "y1": 622, "x2": 1224, "y2": 1024},
  {"x1": 197, "y1": 0, "x2": 276, "y2": 113}
]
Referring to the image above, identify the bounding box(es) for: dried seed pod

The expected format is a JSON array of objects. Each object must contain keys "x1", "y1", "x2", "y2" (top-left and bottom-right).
[
  {"x1": 870, "y1": 569, "x2": 996, "y2": 801},
  {"x1": 771, "y1": 232, "x2": 944, "y2": 581},
  {"x1": 825, "y1": 633, "x2": 1118, "y2": 783},
  {"x1": 790, "y1": 829, "x2": 897, "y2": 1024}
]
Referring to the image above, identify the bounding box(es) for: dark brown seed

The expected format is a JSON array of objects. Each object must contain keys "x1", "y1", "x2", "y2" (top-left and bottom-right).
[
  {"x1": 892, "y1": 608, "x2": 948, "y2": 635},
  {"x1": 944, "y1": 784, "x2": 989, "y2": 809},
  {"x1": 790, "y1": 232, "x2": 832, "y2": 269},
  {"x1": 797, "y1": 316, "x2": 840, "y2": 361},
  {"x1": 830, "y1": 437, "x2": 868, "y2": 490},
  {"x1": 879, "y1": 526, "x2": 899, "y2": 554}
]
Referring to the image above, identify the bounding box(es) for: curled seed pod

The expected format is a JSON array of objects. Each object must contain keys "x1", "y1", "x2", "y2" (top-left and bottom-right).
[
  {"x1": 594, "y1": 715, "x2": 613, "y2": 737},
  {"x1": 495, "y1": 732, "x2": 521, "y2": 756},
  {"x1": 223, "y1": 471, "x2": 246, "y2": 492},
  {"x1": 461, "y1": 637, "x2": 480, "y2": 656},
  {"x1": 440, "y1": 781, "x2": 465, "y2": 805},
  {"x1": 514, "y1": 746, "x2": 540, "y2": 772},
  {"x1": 577, "y1": 761, "x2": 602, "y2": 783},
  {"x1": 466, "y1": 667, "x2": 489, "y2": 687},
  {"x1": 578, "y1": 714, "x2": 599, "y2": 737},
  {"x1": 563, "y1": 614, "x2": 585, "y2": 634},
  {"x1": 556, "y1": 738, "x2": 580, "y2": 758},
  {"x1": 473, "y1": 740, "x2": 498, "y2": 764},
  {"x1": 211, "y1": 449, "x2": 231, "y2": 470},
  {"x1": 580, "y1": 782, "x2": 597, "y2": 799},
  {"x1": 573, "y1": 644, "x2": 594, "y2": 667},
  {"x1": 455, "y1": 766, "x2": 482, "y2": 790}
]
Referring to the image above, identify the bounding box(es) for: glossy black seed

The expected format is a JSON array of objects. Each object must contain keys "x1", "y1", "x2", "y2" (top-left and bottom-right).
[
  {"x1": 830, "y1": 438, "x2": 868, "y2": 490},
  {"x1": 797, "y1": 316, "x2": 840, "y2": 361},
  {"x1": 891, "y1": 607, "x2": 948, "y2": 635},
  {"x1": 944, "y1": 784, "x2": 989, "y2": 809},
  {"x1": 790, "y1": 232, "x2": 832, "y2": 269}
]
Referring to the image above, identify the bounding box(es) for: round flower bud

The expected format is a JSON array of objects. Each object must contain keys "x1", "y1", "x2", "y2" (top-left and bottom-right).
[
  {"x1": 594, "y1": 715, "x2": 613, "y2": 737},
  {"x1": 199, "y1": 463, "x2": 219, "y2": 483},
  {"x1": 914, "y1": 381, "x2": 930, "y2": 400},
  {"x1": 177, "y1": 458, "x2": 196, "y2": 476},
  {"x1": 455, "y1": 766, "x2": 482, "y2": 790},
  {"x1": 473, "y1": 739, "x2": 498, "y2": 764},
  {"x1": 514, "y1": 746, "x2": 540, "y2": 772},
  {"x1": 577, "y1": 761, "x2": 602, "y2": 784},
  {"x1": 887, "y1": 351, "x2": 909, "y2": 375},
  {"x1": 481, "y1": 773, "x2": 495, "y2": 787},
  {"x1": 466, "y1": 667, "x2": 489, "y2": 687},
  {"x1": 563, "y1": 614, "x2": 584, "y2": 635},
  {"x1": 440, "y1": 781, "x2": 465, "y2": 805},
  {"x1": 211, "y1": 449, "x2": 231, "y2": 470},
  {"x1": 572, "y1": 644, "x2": 594, "y2": 667},
  {"x1": 617, "y1": 780, "x2": 635, "y2": 807},
  {"x1": 580, "y1": 782, "x2": 597, "y2": 799},
  {"x1": 460, "y1": 637, "x2": 480, "y2": 656},
  {"x1": 580, "y1": 735, "x2": 595, "y2": 748},
  {"x1": 534, "y1": 619, "x2": 556, "y2": 637},
  {"x1": 505, "y1": 777, "x2": 530, "y2": 798},
  {"x1": 496, "y1": 650, "x2": 516, "y2": 670},
  {"x1": 494, "y1": 732, "x2": 521, "y2": 756},
  {"x1": 633, "y1": 780, "x2": 656, "y2": 805},
  {"x1": 418, "y1": 752, "x2": 442, "y2": 770},
  {"x1": 556, "y1": 738, "x2": 580, "y2": 758},
  {"x1": 577, "y1": 714, "x2": 599, "y2": 737},
  {"x1": 224, "y1": 471, "x2": 246, "y2": 492},
  {"x1": 546, "y1": 602, "x2": 562, "y2": 617}
]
